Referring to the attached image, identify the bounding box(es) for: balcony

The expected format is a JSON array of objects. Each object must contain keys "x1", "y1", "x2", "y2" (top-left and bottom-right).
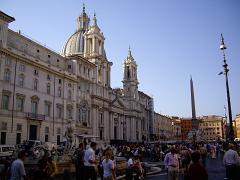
[{"x1": 26, "y1": 112, "x2": 45, "y2": 121}]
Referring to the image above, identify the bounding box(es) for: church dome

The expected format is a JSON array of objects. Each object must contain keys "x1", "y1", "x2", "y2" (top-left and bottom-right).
[
  {"x1": 60, "y1": 5, "x2": 89, "y2": 57},
  {"x1": 60, "y1": 30, "x2": 85, "y2": 56}
]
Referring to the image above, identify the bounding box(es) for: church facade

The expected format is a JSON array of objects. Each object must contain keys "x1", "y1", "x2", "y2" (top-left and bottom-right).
[{"x1": 0, "y1": 7, "x2": 154, "y2": 145}]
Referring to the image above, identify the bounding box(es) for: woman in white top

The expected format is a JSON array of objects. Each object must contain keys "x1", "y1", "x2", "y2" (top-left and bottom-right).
[{"x1": 102, "y1": 151, "x2": 116, "y2": 180}]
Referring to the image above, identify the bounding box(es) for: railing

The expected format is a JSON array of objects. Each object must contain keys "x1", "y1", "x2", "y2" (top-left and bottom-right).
[{"x1": 26, "y1": 112, "x2": 45, "y2": 121}]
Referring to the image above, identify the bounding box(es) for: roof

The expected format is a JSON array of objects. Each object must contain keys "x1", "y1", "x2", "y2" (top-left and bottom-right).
[{"x1": 0, "y1": 11, "x2": 15, "y2": 23}]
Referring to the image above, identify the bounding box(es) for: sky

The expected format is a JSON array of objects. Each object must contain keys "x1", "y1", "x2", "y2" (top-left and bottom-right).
[{"x1": 1, "y1": 0, "x2": 240, "y2": 119}]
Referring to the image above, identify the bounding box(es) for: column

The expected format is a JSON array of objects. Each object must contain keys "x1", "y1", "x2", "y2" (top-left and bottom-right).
[
  {"x1": 84, "y1": 37, "x2": 87, "y2": 57},
  {"x1": 92, "y1": 37, "x2": 95, "y2": 53},
  {"x1": 131, "y1": 117, "x2": 136, "y2": 141},
  {"x1": 105, "y1": 110, "x2": 109, "y2": 141},
  {"x1": 109, "y1": 112, "x2": 113, "y2": 139},
  {"x1": 92, "y1": 107, "x2": 97, "y2": 136},
  {"x1": 138, "y1": 118, "x2": 142, "y2": 141}
]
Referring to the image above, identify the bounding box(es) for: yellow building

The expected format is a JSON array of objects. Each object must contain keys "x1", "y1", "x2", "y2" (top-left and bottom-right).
[
  {"x1": 199, "y1": 115, "x2": 224, "y2": 141},
  {"x1": 234, "y1": 114, "x2": 240, "y2": 138}
]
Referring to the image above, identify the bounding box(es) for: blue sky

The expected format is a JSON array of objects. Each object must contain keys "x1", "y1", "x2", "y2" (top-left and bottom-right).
[{"x1": 1, "y1": 0, "x2": 240, "y2": 118}]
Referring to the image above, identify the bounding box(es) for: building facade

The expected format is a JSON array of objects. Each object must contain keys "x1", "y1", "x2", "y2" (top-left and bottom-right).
[
  {"x1": 180, "y1": 118, "x2": 192, "y2": 141},
  {"x1": 0, "y1": 8, "x2": 154, "y2": 145},
  {"x1": 198, "y1": 115, "x2": 225, "y2": 141},
  {"x1": 234, "y1": 114, "x2": 240, "y2": 138}
]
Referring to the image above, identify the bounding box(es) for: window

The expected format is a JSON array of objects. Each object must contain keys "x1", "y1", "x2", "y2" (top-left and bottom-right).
[
  {"x1": 1, "y1": 132, "x2": 6, "y2": 144},
  {"x1": 4, "y1": 69, "x2": 10, "y2": 81},
  {"x1": 18, "y1": 74, "x2": 24, "y2": 87},
  {"x1": 45, "y1": 103, "x2": 51, "y2": 116},
  {"x1": 57, "y1": 128, "x2": 61, "y2": 134},
  {"x1": 58, "y1": 79, "x2": 62, "y2": 84},
  {"x1": 2, "y1": 94, "x2": 10, "y2": 110},
  {"x1": 16, "y1": 124, "x2": 22, "y2": 131},
  {"x1": 31, "y1": 101, "x2": 38, "y2": 114},
  {"x1": 68, "y1": 90, "x2": 72, "y2": 100},
  {"x1": 127, "y1": 66, "x2": 130, "y2": 79},
  {"x1": 1, "y1": 122, "x2": 7, "y2": 130},
  {"x1": 100, "y1": 112, "x2": 103, "y2": 125},
  {"x1": 34, "y1": 69, "x2": 38, "y2": 76},
  {"x1": 33, "y1": 79, "x2": 38, "y2": 91},
  {"x1": 67, "y1": 107, "x2": 72, "y2": 119},
  {"x1": 88, "y1": 69, "x2": 90, "y2": 78},
  {"x1": 57, "y1": 106, "x2": 62, "y2": 118},
  {"x1": 37, "y1": 49, "x2": 40, "y2": 53},
  {"x1": 48, "y1": 55, "x2": 51, "y2": 58},
  {"x1": 19, "y1": 64, "x2": 25, "y2": 72},
  {"x1": 16, "y1": 133, "x2": 21, "y2": 144},
  {"x1": 45, "y1": 134, "x2": 49, "y2": 142},
  {"x1": 58, "y1": 87, "x2": 61, "y2": 97},
  {"x1": 47, "y1": 74, "x2": 51, "y2": 80},
  {"x1": 16, "y1": 97, "x2": 24, "y2": 112},
  {"x1": 5, "y1": 59, "x2": 11, "y2": 66},
  {"x1": 68, "y1": 65, "x2": 71, "y2": 70},
  {"x1": 46, "y1": 83, "x2": 51, "y2": 94},
  {"x1": 79, "y1": 64, "x2": 82, "y2": 74},
  {"x1": 57, "y1": 135, "x2": 61, "y2": 145},
  {"x1": 45, "y1": 127, "x2": 49, "y2": 134},
  {"x1": 78, "y1": 108, "x2": 81, "y2": 122}
]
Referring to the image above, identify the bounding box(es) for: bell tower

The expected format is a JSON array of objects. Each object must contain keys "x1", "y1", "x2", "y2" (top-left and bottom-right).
[
  {"x1": 122, "y1": 48, "x2": 139, "y2": 99},
  {"x1": 83, "y1": 13, "x2": 111, "y2": 87},
  {"x1": 84, "y1": 13, "x2": 105, "y2": 58}
]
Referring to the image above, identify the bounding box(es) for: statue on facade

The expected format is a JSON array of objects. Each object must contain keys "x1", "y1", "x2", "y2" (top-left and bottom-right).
[{"x1": 64, "y1": 121, "x2": 74, "y2": 153}]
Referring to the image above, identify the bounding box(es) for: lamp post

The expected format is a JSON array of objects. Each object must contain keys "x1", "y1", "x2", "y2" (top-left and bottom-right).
[
  {"x1": 219, "y1": 34, "x2": 234, "y2": 142},
  {"x1": 171, "y1": 121, "x2": 174, "y2": 140}
]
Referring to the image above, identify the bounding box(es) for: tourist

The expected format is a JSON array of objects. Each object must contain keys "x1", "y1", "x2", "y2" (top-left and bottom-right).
[
  {"x1": 164, "y1": 147, "x2": 179, "y2": 180},
  {"x1": 133, "y1": 155, "x2": 144, "y2": 180},
  {"x1": 75, "y1": 143, "x2": 85, "y2": 180},
  {"x1": 186, "y1": 151, "x2": 208, "y2": 180},
  {"x1": 199, "y1": 144, "x2": 207, "y2": 167},
  {"x1": 102, "y1": 151, "x2": 116, "y2": 180},
  {"x1": 34, "y1": 154, "x2": 48, "y2": 180},
  {"x1": 210, "y1": 144, "x2": 216, "y2": 159},
  {"x1": 126, "y1": 154, "x2": 134, "y2": 180},
  {"x1": 10, "y1": 150, "x2": 27, "y2": 180},
  {"x1": 223, "y1": 143, "x2": 240, "y2": 180},
  {"x1": 180, "y1": 146, "x2": 191, "y2": 179},
  {"x1": 45, "y1": 156, "x2": 57, "y2": 178},
  {"x1": 84, "y1": 142, "x2": 98, "y2": 180}
]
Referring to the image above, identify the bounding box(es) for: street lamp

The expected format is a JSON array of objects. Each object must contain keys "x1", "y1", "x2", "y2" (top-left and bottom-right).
[
  {"x1": 171, "y1": 121, "x2": 174, "y2": 140},
  {"x1": 219, "y1": 34, "x2": 234, "y2": 142}
]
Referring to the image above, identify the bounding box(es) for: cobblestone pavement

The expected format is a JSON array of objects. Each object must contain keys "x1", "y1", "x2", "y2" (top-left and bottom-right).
[{"x1": 146, "y1": 152, "x2": 226, "y2": 180}]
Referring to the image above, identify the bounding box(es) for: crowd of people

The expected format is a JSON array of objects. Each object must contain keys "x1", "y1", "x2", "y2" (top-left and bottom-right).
[{"x1": 1, "y1": 140, "x2": 240, "y2": 180}]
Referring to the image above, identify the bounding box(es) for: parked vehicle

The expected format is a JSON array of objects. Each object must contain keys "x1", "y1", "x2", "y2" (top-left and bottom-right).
[{"x1": 0, "y1": 145, "x2": 15, "y2": 158}]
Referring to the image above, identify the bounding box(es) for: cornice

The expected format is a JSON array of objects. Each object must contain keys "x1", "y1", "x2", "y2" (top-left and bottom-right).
[{"x1": 0, "y1": 47, "x2": 78, "y2": 82}]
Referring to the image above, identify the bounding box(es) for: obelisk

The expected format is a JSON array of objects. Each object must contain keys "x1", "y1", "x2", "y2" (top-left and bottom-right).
[{"x1": 190, "y1": 77, "x2": 198, "y2": 130}]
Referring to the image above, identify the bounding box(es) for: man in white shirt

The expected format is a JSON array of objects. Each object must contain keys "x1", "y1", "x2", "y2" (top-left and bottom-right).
[
  {"x1": 223, "y1": 143, "x2": 240, "y2": 180},
  {"x1": 10, "y1": 150, "x2": 27, "y2": 180},
  {"x1": 164, "y1": 147, "x2": 179, "y2": 180},
  {"x1": 126, "y1": 154, "x2": 134, "y2": 180},
  {"x1": 84, "y1": 142, "x2": 97, "y2": 180}
]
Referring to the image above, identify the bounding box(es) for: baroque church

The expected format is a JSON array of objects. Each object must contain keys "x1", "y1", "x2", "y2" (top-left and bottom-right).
[{"x1": 0, "y1": 6, "x2": 154, "y2": 145}]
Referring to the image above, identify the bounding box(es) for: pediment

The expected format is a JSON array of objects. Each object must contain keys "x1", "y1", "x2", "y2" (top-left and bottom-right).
[{"x1": 111, "y1": 97, "x2": 125, "y2": 108}]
